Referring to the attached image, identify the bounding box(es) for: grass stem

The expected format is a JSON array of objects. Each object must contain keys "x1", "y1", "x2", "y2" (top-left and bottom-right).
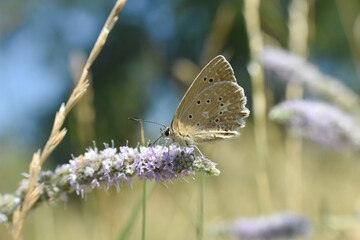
[{"x1": 197, "y1": 173, "x2": 204, "y2": 240}]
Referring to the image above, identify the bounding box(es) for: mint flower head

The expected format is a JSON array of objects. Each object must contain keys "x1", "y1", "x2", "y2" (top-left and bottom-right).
[
  {"x1": 269, "y1": 100, "x2": 360, "y2": 150},
  {"x1": 67, "y1": 143, "x2": 219, "y2": 195},
  {"x1": 216, "y1": 212, "x2": 312, "y2": 240},
  {"x1": 0, "y1": 143, "x2": 220, "y2": 224}
]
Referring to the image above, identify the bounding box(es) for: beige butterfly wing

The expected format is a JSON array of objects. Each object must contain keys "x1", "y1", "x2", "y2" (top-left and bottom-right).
[{"x1": 171, "y1": 55, "x2": 249, "y2": 145}]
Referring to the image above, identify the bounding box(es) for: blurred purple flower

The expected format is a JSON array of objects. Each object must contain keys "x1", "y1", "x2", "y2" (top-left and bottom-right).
[
  {"x1": 0, "y1": 194, "x2": 20, "y2": 224},
  {"x1": 259, "y1": 47, "x2": 360, "y2": 113},
  {"x1": 0, "y1": 213, "x2": 7, "y2": 224},
  {"x1": 221, "y1": 213, "x2": 312, "y2": 240},
  {"x1": 269, "y1": 100, "x2": 360, "y2": 150}
]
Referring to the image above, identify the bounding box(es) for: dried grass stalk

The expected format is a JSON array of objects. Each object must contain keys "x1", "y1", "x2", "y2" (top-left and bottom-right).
[
  {"x1": 244, "y1": 0, "x2": 272, "y2": 213},
  {"x1": 10, "y1": 0, "x2": 127, "y2": 239}
]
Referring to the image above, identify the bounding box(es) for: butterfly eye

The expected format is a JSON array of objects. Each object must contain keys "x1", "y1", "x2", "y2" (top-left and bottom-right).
[
  {"x1": 164, "y1": 128, "x2": 170, "y2": 137},
  {"x1": 196, "y1": 123, "x2": 200, "y2": 126}
]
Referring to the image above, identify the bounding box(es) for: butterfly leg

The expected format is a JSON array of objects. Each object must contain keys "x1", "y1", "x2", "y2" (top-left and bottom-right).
[
  {"x1": 193, "y1": 145, "x2": 205, "y2": 157},
  {"x1": 149, "y1": 134, "x2": 163, "y2": 146}
]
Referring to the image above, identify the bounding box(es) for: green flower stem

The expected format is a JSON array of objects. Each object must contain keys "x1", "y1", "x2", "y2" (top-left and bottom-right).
[{"x1": 197, "y1": 172, "x2": 204, "y2": 240}]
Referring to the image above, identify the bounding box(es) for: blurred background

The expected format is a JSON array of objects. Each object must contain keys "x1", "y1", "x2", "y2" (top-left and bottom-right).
[{"x1": 1, "y1": 0, "x2": 360, "y2": 239}]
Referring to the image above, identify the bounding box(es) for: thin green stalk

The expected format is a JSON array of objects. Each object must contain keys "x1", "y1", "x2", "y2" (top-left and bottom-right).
[
  {"x1": 118, "y1": 196, "x2": 142, "y2": 240},
  {"x1": 138, "y1": 119, "x2": 147, "y2": 240},
  {"x1": 142, "y1": 180, "x2": 147, "y2": 240},
  {"x1": 197, "y1": 172, "x2": 204, "y2": 240},
  {"x1": 118, "y1": 182, "x2": 155, "y2": 240},
  {"x1": 127, "y1": 118, "x2": 147, "y2": 240}
]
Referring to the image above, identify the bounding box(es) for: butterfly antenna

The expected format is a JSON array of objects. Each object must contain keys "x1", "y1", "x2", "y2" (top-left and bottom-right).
[{"x1": 128, "y1": 118, "x2": 166, "y2": 128}]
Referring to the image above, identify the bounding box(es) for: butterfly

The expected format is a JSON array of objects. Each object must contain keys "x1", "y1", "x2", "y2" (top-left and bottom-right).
[{"x1": 161, "y1": 55, "x2": 249, "y2": 146}]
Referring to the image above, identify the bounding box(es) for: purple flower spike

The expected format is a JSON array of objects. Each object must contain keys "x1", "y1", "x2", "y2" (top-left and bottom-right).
[
  {"x1": 0, "y1": 143, "x2": 219, "y2": 224},
  {"x1": 67, "y1": 144, "x2": 219, "y2": 193},
  {"x1": 269, "y1": 100, "x2": 360, "y2": 150}
]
